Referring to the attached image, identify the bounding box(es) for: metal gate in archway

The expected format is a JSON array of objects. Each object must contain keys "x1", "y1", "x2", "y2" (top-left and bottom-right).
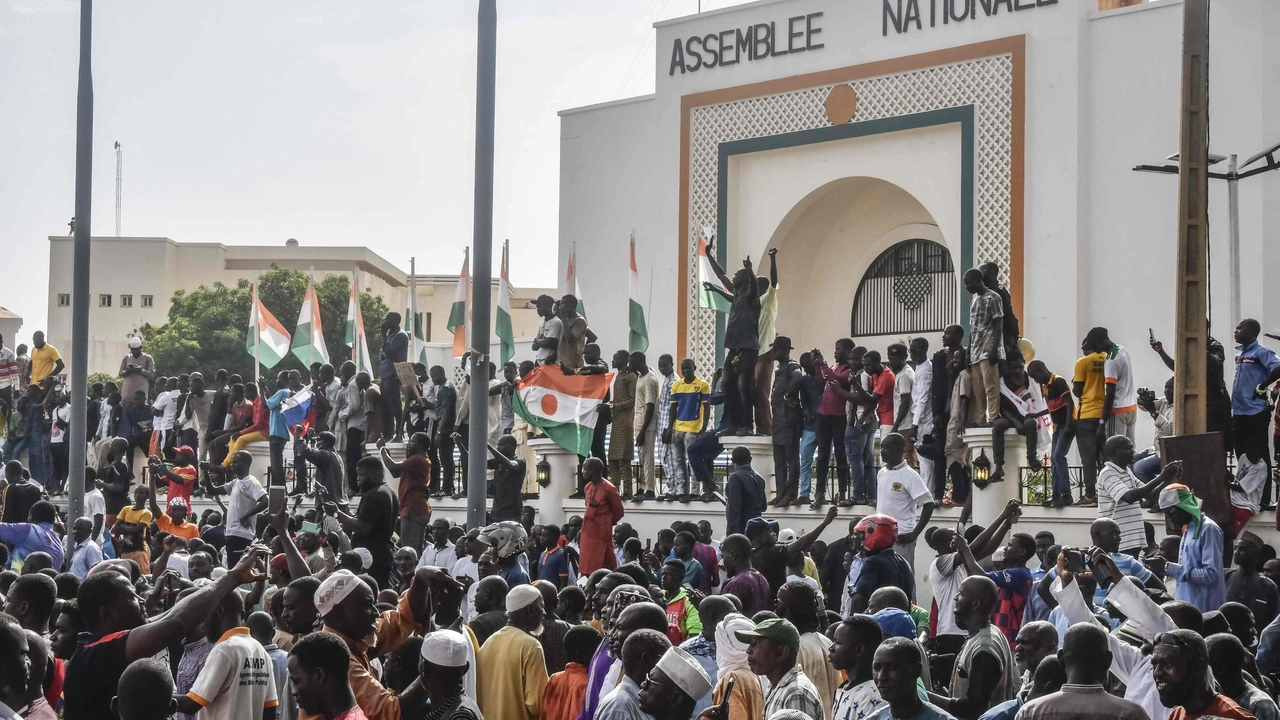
[{"x1": 851, "y1": 238, "x2": 957, "y2": 337}]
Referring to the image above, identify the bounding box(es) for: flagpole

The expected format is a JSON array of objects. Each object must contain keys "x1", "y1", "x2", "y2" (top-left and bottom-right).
[
  {"x1": 353, "y1": 272, "x2": 361, "y2": 372},
  {"x1": 308, "y1": 267, "x2": 316, "y2": 369},
  {"x1": 253, "y1": 280, "x2": 261, "y2": 385},
  {"x1": 467, "y1": 0, "x2": 496, "y2": 530}
]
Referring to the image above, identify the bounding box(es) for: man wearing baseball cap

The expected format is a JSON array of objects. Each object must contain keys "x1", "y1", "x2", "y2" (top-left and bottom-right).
[
  {"x1": 145, "y1": 475, "x2": 199, "y2": 541},
  {"x1": 735, "y1": 617, "x2": 824, "y2": 719},
  {"x1": 148, "y1": 444, "x2": 197, "y2": 512}
]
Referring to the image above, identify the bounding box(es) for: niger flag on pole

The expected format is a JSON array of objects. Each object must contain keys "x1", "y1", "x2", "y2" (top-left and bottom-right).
[
  {"x1": 345, "y1": 273, "x2": 372, "y2": 375},
  {"x1": 628, "y1": 233, "x2": 648, "y2": 353},
  {"x1": 247, "y1": 282, "x2": 291, "y2": 370},
  {"x1": 566, "y1": 244, "x2": 586, "y2": 323},
  {"x1": 513, "y1": 365, "x2": 614, "y2": 456},
  {"x1": 496, "y1": 240, "x2": 515, "y2": 366},
  {"x1": 291, "y1": 272, "x2": 329, "y2": 366},
  {"x1": 448, "y1": 249, "x2": 469, "y2": 358}
]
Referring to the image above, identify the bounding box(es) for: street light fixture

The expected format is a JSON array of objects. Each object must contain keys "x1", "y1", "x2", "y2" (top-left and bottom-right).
[{"x1": 1133, "y1": 140, "x2": 1280, "y2": 332}]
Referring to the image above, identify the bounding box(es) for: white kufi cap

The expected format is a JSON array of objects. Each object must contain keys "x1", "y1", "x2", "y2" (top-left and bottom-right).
[
  {"x1": 314, "y1": 570, "x2": 362, "y2": 616},
  {"x1": 506, "y1": 583, "x2": 542, "y2": 612},
  {"x1": 656, "y1": 646, "x2": 713, "y2": 701},
  {"x1": 420, "y1": 631, "x2": 470, "y2": 667}
]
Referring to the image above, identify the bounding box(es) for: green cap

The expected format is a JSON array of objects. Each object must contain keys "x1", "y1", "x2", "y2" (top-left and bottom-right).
[{"x1": 733, "y1": 618, "x2": 800, "y2": 653}]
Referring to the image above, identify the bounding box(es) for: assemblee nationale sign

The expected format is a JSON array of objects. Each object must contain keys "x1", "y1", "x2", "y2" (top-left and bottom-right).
[
  {"x1": 883, "y1": 0, "x2": 1058, "y2": 36},
  {"x1": 669, "y1": 12, "x2": 825, "y2": 76}
]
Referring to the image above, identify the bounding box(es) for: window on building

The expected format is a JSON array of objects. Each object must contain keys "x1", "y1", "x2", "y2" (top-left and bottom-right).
[
  {"x1": 424, "y1": 312, "x2": 432, "y2": 342},
  {"x1": 57, "y1": 294, "x2": 70, "y2": 307},
  {"x1": 141, "y1": 295, "x2": 154, "y2": 308},
  {"x1": 120, "y1": 294, "x2": 133, "y2": 308},
  {"x1": 99, "y1": 294, "x2": 112, "y2": 308},
  {"x1": 850, "y1": 238, "x2": 956, "y2": 337}
]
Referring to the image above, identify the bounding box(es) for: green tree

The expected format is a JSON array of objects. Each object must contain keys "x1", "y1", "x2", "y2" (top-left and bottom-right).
[{"x1": 143, "y1": 267, "x2": 391, "y2": 379}]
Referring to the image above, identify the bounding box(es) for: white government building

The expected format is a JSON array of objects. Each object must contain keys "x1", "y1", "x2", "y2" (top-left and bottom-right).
[{"x1": 557, "y1": 0, "x2": 1278, "y2": 451}]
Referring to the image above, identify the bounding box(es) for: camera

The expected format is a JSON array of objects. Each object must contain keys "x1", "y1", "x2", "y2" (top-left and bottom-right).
[{"x1": 1137, "y1": 387, "x2": 1156, "y2": 405}]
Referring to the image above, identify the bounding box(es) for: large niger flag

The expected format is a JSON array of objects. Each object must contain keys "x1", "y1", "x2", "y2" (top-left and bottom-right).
[
  {"x1": 513, "y1": 365, "x2": 614, "y2": 456},
  {"x1": 291, "y1": 276, "x2": 329, "y2": 366},
  {"x1": 247, "y1": 283, "x2": 291, "y2": 370}
]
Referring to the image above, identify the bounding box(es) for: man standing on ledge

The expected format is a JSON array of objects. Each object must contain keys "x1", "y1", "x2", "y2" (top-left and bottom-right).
[
  {"x1": 579, "y1": 457, "x2": 624, "y2": 575},
  {"x1": 119, "y1": 337, "x2": 155, "y2": 405},
  {"x1": 379, "y1": 312, "x2": 409, "y2": 442},
  {"x1": 964, "y1": 268, "x2": 1003, "y2": 428},
  {"x1": 703, "y1": 245, "x2": 761, "y2": 435}
]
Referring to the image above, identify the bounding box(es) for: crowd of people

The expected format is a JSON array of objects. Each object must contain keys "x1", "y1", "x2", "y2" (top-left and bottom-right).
[{"x1": 0, "y1": 251, "x2": 1277, "y2": 720}]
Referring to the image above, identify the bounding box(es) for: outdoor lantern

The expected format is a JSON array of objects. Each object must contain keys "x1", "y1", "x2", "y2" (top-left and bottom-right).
[
  {"x1": 537, "y1": 457, "x2": 551, "y2": 488},
  {"x1": 972, "y1": 449, "x2": 991, "y2": 487}
]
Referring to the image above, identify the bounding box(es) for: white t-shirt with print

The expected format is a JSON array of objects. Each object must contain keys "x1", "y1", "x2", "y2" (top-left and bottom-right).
[
  {"x1": 187, "y1": 629, "x2": 278, "y2": 720},
  {"x1": 892, "y1": 364, "x2": 915, "y2": 428},
  {"x1": 929, "y1": 553, "x2": 967, "y2": 637},
  {"x1": 224, "y1": 476, "x2": 267, "y2": 541},
  {"x1": 875, "y1": 462, "x2": 932, "y2": 535},
  {"x1": 152, "y1": 391, "x2": 178, "y2": 431},
  {"x1": 50, "y1": 404, "x2": 71, "y2": 443},
  {"x1": 1104, "y1": 345, "x2": 1138, "y2": 413}
]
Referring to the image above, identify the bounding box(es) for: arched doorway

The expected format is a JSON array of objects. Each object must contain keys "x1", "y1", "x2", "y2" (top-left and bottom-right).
[{"x1": 851, "y1": 239, "x2": 956, "y2": 337}]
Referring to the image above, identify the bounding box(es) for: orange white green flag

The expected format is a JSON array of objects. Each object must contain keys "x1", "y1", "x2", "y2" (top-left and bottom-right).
[
  {"x1": 448, "y1": 249, "x2": 470, "y2": 358},
  {"x1": 291, "y1": 272, "x2": 329, "y2": 366},
  {"x1": 628, "y1": 233, "x2": 648, "y2": 353},
  {"x1": 247, "y1": 282, "x2": 291, "y2": 370},
  {"x1": 345, "y1": 273, "x2": 372, "y2": 375},
  {"x1": 496, "y1": 240, "x2": 515, "y2": 365},
  {"x1": 512, "y1": 365, "x2": 613, "y2": 456}
]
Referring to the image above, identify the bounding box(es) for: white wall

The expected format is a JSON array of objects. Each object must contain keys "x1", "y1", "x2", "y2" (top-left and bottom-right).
[{"x1": 558, "y1": 95, "x2": 668, "y2": 360}]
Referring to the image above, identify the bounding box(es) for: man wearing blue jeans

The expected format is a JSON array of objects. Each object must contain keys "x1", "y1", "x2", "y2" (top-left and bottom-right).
[
  {"x1": 663, "y1": 359, "x2": 713, "y2": 502},
  {"x1": 262, "y1": 372, "x2": 292, "y2": 489},
  {"x1": 1028, "y1": 360, "x2": 1075, "y2": 507},
  {"x1": 795, "y1": 353, "x2": 823, "y2": 505},
  {"x1": 812, "y1": 341, "x2": 857, "y2": 509}
]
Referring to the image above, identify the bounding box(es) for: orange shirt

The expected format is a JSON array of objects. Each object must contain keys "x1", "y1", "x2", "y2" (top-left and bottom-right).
[
  {"x1": 541, "y1": 663, "x2": 589, "y2": 720},
  {"x1": 300, "y1": 593, "x2": 421, "y2": 720},
  {"x1": 1168, "y1": 695, "x2": 1256, "y2": 720},
  {"x1": 155, "y1": 514, "x2": 200, "y2": 541},
  {"x1": 167, "y1": 465, "x2": 197, "y2": 510}
]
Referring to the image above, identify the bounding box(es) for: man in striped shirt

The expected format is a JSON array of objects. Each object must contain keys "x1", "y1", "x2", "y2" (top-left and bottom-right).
[{"x1": 1097, "y1": 435, "x2": 1179, "y2": 557}]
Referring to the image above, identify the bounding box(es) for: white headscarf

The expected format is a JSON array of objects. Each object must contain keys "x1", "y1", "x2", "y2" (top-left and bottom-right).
[{"x1": 715, "y1": 613, "x2": 755, "y2": 681}]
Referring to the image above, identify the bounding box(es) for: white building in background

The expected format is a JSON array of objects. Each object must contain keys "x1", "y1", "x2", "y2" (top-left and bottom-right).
[
  {"x1": 46, "y1": 236, "x2": 552, "y2": 376},
  {"x1": 0, "y1": 307, "x2": 22, "y2": 349},
  {"x1": 559, "y1": 0, "x2": 1279, "y2": 433}
]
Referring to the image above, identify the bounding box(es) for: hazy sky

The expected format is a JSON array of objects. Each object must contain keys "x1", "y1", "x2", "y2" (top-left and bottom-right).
[{"x1": 0, "y1": 0, "x2": 747, "y2": 346}]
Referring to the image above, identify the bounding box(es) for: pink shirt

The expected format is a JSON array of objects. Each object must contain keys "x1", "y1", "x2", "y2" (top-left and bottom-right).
[{"x1": 815, "y1": 362, "x2": 853, "y2": 417}]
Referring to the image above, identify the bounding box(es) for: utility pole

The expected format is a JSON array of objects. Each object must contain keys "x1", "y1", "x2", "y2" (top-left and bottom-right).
[
  {"x1": 68, "y1": 0, "x2": 94, "y2": 523},
  {"x1": 1172, "y1": 0, "x2": 1210, "y2": 436},
  {"x1": 467, "y1": 0, "x2": 497, "y2": 531},
  {"x1": 114, "y1": 141, "x2": 121, "y2": 236}
]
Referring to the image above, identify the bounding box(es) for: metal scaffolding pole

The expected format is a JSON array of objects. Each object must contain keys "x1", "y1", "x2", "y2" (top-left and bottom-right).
[
  {"x1": 467, "y1": 0, "x2": 496, "y2": 531},
  {"x1": 68, "y1": 0, "x2": 94, "y2": 523}
]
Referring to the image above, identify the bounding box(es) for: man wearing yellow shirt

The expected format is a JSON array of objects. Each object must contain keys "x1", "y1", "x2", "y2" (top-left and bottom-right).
[
  {"x1": 477, "y1": 584, "x2": 550, "y2": 720},
  {"x1": 1072, "y1": 345, "x2": 1107, "y2": 507},
  {"x1": 28, "y1": 332, "x2": 63, "y2": 389}
]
